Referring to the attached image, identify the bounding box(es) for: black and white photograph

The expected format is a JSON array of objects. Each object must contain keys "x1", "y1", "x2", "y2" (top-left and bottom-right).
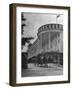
[
  {"x1": 9, "y1": 3, "x2": 70, "y2": 86},
  {"x1": 21, "y1": 12, "x2": 63, "y2": 77}
]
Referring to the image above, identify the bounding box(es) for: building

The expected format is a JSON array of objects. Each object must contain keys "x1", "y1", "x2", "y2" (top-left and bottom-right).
[{"x1": 28, "y1": 24, "x2": 63, "y2": 65}]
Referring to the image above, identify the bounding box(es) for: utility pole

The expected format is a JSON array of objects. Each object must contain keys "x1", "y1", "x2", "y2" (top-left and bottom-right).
[
  {"x1": 21, "y1": 12, "x2": 27, "y2": 35},
  {"x1": 21, "y1": 12, "x2": 27, "y2": 49}
]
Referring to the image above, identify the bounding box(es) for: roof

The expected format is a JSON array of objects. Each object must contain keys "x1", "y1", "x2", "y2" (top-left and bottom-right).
[{"x1": 38, "y1": 23, "x2": 63, "y2": 34}]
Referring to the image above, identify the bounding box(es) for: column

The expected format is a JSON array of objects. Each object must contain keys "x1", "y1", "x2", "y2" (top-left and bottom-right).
[
  {"x1": 57, "y1": 32, "x2": 60, "y2": 66},
  {"x1": 47, "y1": 32, "x2": 49, "y2": 50},
  {"x1": 49, "y1": 31, "x2": 51, "y2": 51},
  {"x1": 44, "y1": 33, "x2": 45, "y2": 52},
  {"x1": 57, "y1": 54, "x2": 60, "y2": 66},
  {"x1": 39, "y1": 34, "x2": 41, "y2": 53},
  {"x1": 40, "y1": 33, "x2": 43, "y2": 53}
]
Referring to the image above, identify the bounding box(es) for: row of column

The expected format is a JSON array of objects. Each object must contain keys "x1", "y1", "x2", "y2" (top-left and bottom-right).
[
  {"x1": 38, "y1": 31, "x2": 62, "y2": 66},
  {"x1": 39, "y1": 31, "x2": 61, "y2": 52}
]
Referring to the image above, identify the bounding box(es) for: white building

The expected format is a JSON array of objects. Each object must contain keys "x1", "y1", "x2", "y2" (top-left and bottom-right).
[{"x1": 28, "y1": 24, "x2": 63, "y2": 65}]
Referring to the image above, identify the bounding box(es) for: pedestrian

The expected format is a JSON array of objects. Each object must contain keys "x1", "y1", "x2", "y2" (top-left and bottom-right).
[
  {"x1": 40, "y1": 55, "x2": 44, "y2": 66},
  {"x1": 43, "y1": 55, "x2": 48, "y2": 68}
]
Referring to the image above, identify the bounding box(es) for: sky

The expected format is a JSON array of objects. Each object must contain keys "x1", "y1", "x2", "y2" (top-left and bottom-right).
[
  {"x1": 21, "y1": 12, "x2": 63, "y2": 52},
  {"x1": 22, "y1": 12, "x2": 63, "y2": 43}
]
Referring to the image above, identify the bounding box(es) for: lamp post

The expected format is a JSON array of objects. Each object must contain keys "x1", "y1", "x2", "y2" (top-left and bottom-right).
[{"x1": 56, "y1": 14, "x2": 60, "y2": 23}]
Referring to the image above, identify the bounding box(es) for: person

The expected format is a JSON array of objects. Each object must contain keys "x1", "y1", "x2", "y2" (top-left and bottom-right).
[
  {"x1": 34, "y1": 57, "x2": 37, "y2": 66},
  {"x1": 36, "y1": 55, "x2": 40, "y2": 67},
  {"x1": 34, "y1": 56, "x2": 38, "y2": 67},
  {"x1": 43, "y1": 55, "x2": 48, "y2": 68},
  {"x1": 40, "y1": 55, "x2": 44, "y2": 67}
]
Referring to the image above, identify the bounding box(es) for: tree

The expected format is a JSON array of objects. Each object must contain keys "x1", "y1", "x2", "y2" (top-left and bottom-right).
[
  {"x1": 28, "y1": 43, "x2": 33, "y2": 48},
  {"x1": 22, "y1": 37, "x2": 34, "y2": 46}
]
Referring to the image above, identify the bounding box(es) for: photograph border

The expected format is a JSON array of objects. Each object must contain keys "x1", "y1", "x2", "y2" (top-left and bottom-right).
[{"x1": 9, "y1": 3, "x2": 70, "y2": 86}]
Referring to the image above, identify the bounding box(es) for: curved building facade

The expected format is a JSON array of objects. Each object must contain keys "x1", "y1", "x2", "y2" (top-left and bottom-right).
[{"x1": 28, "y1": 24, "x2": 63, "y2": 64}]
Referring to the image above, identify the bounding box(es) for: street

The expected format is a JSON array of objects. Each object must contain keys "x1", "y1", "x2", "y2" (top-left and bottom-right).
[{"x1": 22, "y1": 63, "x2": 63, "y2": 77}]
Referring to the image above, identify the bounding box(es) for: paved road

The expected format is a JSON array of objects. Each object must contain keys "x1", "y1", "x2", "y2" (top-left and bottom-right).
[{"x1": 22, "y1": 63, "x2": 63, "y2": 77}]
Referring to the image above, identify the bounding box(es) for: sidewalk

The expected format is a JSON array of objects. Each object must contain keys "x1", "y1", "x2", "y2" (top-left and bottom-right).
[{"x1": 22, "y1": 63, "x2": 63, "y2": 77}]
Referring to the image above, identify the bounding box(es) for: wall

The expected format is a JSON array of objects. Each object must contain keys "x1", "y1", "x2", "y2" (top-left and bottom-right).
[{"x1": 0, "y1": 0, "x2": 72, "y2": 90}]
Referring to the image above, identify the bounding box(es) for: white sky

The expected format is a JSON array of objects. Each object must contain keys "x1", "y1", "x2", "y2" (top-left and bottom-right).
[
  {"x1": 22, "y1": 12, "x2": 63, "y2": 52},
  {"x1": 22, "y1": 12, "x2": 63, "y2": 43}
]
